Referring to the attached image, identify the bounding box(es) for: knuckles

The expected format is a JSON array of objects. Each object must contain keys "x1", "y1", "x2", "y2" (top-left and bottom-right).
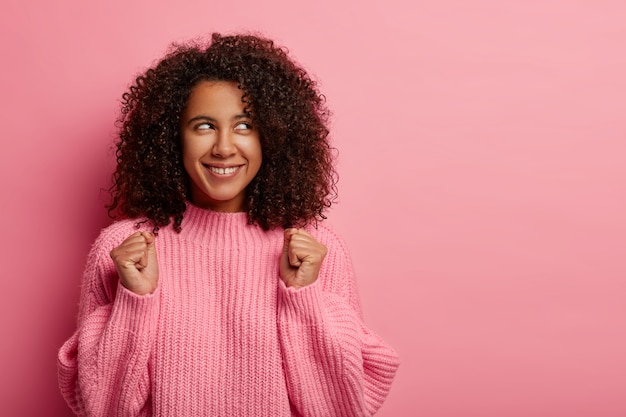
[
  {"x1": 288, "y1": 245, "x2": 327, "y2": 263},
  {"x1": 109, "y1": 235, "x2": 150, "y2": 264}
]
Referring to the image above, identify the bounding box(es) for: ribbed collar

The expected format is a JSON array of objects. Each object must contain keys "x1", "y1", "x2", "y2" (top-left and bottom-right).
[{"x1": 178, "y1": 202, "x2": 278, "y2": 245}]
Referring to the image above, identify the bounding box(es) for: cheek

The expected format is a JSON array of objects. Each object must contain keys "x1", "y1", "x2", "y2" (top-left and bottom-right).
[
  {"x1": 239, "y1": 137, "x2": 262, "y2": 184},
  {"x1": 182, "y1": 135, "x2": 203, "y2": 161},
  {"x1": 245, "y1": 136, "x2": 263, "y2": 167},
  {"x1": 254, "y1": 143, "x2": 263, "y2": 166},
  {"x1": 181, "y1": 138, "x2": 202, "y2": 176}
]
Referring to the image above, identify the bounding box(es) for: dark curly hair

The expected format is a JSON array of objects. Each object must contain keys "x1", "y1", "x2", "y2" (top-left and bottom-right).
[{"x1": 107, "y1": 33, "x2": 337, "y2": 232}]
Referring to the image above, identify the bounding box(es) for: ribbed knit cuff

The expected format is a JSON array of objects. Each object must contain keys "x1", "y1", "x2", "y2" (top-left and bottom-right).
[
  {"x1": 277, "y1": 279, "x2": 325, "y2": 327},
  {"x1": 109, "y1": 284, "x2": 160, "y2": 337}
]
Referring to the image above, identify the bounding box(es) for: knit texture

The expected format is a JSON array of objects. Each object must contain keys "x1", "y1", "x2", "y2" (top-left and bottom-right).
[{"x1": 58, "y1": 203, "x2": 399, "y2": 416}]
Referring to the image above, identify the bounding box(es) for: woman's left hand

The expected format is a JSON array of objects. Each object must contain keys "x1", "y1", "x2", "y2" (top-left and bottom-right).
[{"x1": 280, "y1": 228, "x2": 328, "y2": 289}]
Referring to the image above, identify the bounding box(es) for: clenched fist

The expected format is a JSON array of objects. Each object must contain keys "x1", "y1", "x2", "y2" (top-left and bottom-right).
[
  {"x1": 109, "y1": 231, "x2": 159, "y2": 295},
  {"x1": 280, "y1": 228, "x2": 327, "y2": 289}
]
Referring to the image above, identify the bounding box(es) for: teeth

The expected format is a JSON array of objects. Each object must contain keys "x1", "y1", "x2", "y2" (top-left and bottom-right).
[{"x1": 209, "y1": 166, "x2": 239, "y2": 175}]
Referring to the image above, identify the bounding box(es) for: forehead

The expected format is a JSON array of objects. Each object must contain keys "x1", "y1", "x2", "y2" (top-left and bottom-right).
[{"x1": 183, "y1": 80, "x2": 246, "y2": 117}]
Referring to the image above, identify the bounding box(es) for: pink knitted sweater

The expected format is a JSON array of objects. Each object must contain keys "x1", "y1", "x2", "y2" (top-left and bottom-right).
[{"x1": 58, "y1": 203, "x2": 399, "y2": 416}]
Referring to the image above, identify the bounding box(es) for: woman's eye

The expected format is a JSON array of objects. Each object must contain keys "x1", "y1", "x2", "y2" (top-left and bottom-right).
[
  {"x1": 234, "y1": 122, "x2": 252, "y2": 131},
  {"x1": 196, "y1": 123, "x2": 213, "y2": 131}
]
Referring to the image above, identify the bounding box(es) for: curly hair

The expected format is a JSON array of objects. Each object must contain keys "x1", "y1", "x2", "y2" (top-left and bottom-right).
[{"x1": 107, "y1": 33, "x2": 337, "y2": 232}]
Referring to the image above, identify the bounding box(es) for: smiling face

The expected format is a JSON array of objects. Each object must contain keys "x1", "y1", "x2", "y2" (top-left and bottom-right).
[{"x1": 181, "y1": 80, "x2": 262, "y2": 212}]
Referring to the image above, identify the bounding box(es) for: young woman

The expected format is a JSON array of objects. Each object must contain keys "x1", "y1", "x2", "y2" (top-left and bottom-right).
[{"x1": 58, "y1": 33, "x2": 399, "y2": 417}]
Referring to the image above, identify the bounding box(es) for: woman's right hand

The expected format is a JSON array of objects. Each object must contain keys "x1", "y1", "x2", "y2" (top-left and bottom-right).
[{"x1": 109, "y1": 231, "x2": 159, "y2": 295}]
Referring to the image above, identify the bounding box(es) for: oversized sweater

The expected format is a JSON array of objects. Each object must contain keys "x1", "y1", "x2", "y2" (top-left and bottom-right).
[{"x1": 58, "y1": 203, "x2": 399, "y2": 416}]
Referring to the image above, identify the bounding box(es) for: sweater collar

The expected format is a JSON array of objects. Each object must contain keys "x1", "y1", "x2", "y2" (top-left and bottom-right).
[{"x1": 179, "y1": 201, "x2": 271, "y2": 244}]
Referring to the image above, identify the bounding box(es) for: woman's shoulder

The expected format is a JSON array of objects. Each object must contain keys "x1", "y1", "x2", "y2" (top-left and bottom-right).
[{"x1": 305, "y1": 220, "x2": 350, "y2": 255}]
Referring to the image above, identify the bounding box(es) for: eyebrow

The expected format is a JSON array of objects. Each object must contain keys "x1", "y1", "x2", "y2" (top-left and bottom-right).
[{"x1": 186, "y1": 113, "x2": 251, "y2": 126}]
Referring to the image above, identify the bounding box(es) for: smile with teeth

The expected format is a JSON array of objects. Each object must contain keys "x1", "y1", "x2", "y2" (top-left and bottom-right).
[{"x1": 207, "y1": 165, "x2": 241, "y2": 175}]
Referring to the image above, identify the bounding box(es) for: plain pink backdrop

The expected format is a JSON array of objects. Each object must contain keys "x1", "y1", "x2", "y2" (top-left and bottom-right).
[{"x1": 1, "y1": 1, "x2": 625, "y2": 416}]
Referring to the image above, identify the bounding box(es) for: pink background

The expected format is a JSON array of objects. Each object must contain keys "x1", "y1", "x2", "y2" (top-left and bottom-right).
[{"x1": 1, "y1": 1, "x2": 625, "y2": 415}]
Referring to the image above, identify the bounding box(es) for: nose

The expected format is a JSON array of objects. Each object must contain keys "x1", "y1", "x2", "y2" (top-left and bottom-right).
[{"x1": 212, "y1": 130, "x2": 236, "y2": 158}]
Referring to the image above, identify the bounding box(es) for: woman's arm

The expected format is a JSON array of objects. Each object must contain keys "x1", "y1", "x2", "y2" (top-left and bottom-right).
[
  {"x1": 277, "y1": 225, "x2": 399, "y2": 417},
  {"x1": 57, "y1": 226, "x2": 159, "y2": 416}
]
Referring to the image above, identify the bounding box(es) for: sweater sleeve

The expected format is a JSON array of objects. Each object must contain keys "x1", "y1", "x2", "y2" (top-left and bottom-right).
[
  {"x1": 57, "y1": 227, "x2": 159, "y2": 417},
  {"x1": 277, "y1": 226, "x2": 399, "y2": 417}
]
